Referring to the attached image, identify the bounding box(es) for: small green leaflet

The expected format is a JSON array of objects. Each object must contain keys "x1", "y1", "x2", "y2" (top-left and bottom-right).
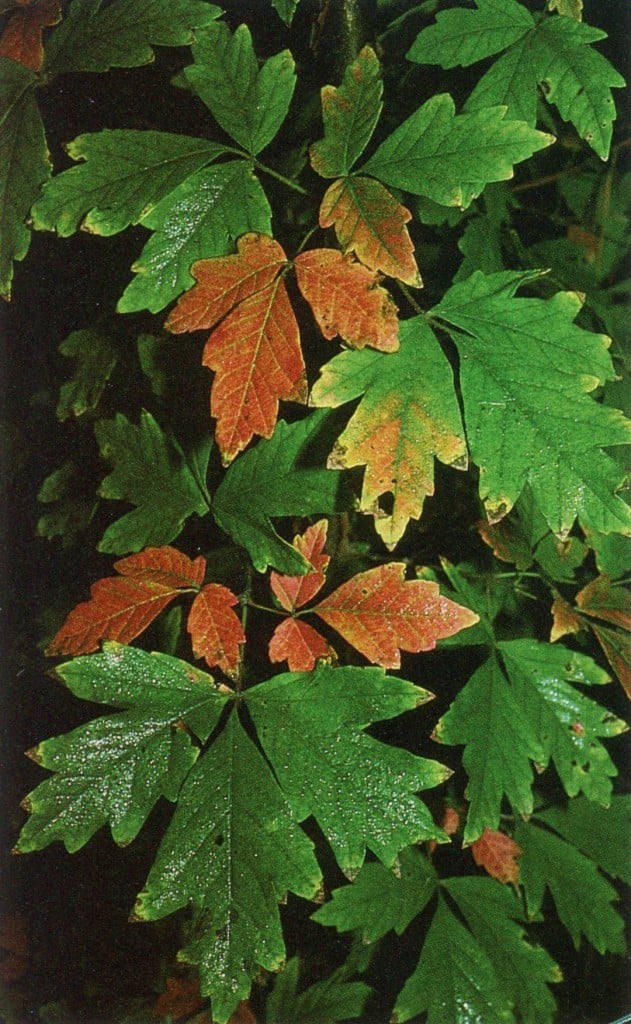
[
  {"x1": 407, "y1": 0, "x2": 534, "y2": 68},
  {"x1": 56, "y1": 328, "x2": 118, "y2": 421},
  {"x1": 265, "y1": 956, "x2": 372, "y2": 1024},
  {"x1": 183, "y1": 23, "x2": 296, "y2": 156},
  {"x1": 213, "y1": 413, "x2": 354, "y2": 575},
  {"x1": 14, "y1": 643, "x2": 228, "y2": 852},
  {"x1": 117, "y1": 160, "x2": 272, "y2": 313},
  {"x1": 42, "y1": 0, "x2": 222, "y2": 76},
  {"x1": 312, "y1": 846, "x2": 437, "y2": 942},
  {"x1": 361, "y1": 93, "x2": 552, "y2": 209},
  {"x1": 271, "y1": 0, "x2": 301, "y2": 26},
  {"x1": 431, "y1": 271, "x2": 631, "y2": 537},
  {"x1": 515, "y1": 814, "x2": 626, "y2": 954},
  {"x1": 310, "y1": 45, "x2": 383, "y2": 178},
  {"x1": 135, "y1": 711, "x2": 321, "y2": 1024},
  {"x1": 534, "y1": 796, "x2": 631, "y2": 886},
  {"x1": 246, "y1": 664, "x2": 449, "y2": 876},
  {"x1": 0, "y1": 59, "x2": 50, "y2": 298},
  {"x1": 37, "y1": 462, "x2": 98, "y2": 546},
  {"x1": 95, "y1": 411, "x2": 212, "y2": 555},
  {"x1": 31, "y1": 131, "x2": 228, "y2": 237}
]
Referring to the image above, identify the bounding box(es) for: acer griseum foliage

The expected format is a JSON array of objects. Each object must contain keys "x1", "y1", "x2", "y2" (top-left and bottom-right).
[{"x1": 3, "y1": 0, "x2": 630, "y2": 1021}]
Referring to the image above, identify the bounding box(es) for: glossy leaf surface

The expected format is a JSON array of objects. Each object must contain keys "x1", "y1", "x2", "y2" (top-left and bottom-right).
[{"x1": 310, "y1": 45, "x2": 382, "y2": 178}]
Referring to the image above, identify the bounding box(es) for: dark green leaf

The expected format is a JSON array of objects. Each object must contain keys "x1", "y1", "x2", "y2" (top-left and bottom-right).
[
  {"x1": 265, "y1": 956, "x2": 372, "y2": 1024},
  {"x1": 534, "y1": 796, "x2": 631, "y2": 885},
  {"x1": 37, "y1": 461, "x2": 98, "y2": 545},
  {"x1": 56, "y1": 328, "x2": 118, "y2": 421}
]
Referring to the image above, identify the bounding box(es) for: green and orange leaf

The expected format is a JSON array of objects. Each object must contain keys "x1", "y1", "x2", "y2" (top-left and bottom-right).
[
  {"x1": 268, "y1": 617, "x2": 335, "y2": 672},
  {"x1": 576, "y1": 575, "x2": 631, "y2": 698},
  {"x1": 319, "y1": 176, "x2": 422, "y2": 287},
  {"x1": 0, "y1": 0, "x2": 61, "y2": 71},
  {"x1": 470, "y1": 827, "x2": 522, "y2": 885},
  {"x1": 270, "y1": 519, "x2": 330, "y2": 612},
  {"x1": 188, "y1": 583, "x2": 245, "y2": 679}
]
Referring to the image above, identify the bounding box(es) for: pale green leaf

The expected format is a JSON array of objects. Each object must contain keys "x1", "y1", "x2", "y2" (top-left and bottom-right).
[
  {"x1": 515, "y1": 816, "x2": 626, "y2": 953},
  {"x1": 56, "y1": 328, "x2": 118, "y2": 421},
  {"x1": 213, "y1": 413, "x2": 354, "y2": 575},
  {"x1": 246, "y1": 664, "x2": 449, "y2": 875},
  {"x1": 0, "y1": 59, "x2": 50, "y2": 299},
  {"x1": 362, "y1": 93, "x2": 553, "y2": 208},
  {"x1": 265, "y1": 956, "x2": 372, "y2": 1024},
  {"x1": 534, "y1": 796, "x2": 631, "y2": 885},
  {"x1": 312, "y1": 846, "x2": 437, "y2": 942},
  {"x1": 407, "y1": 0, "x2": 533, "y2": 69},
  {"x1": 95, "y1": 411, "x2": 212, "y2": 555},
  {"x1": 43, "y1": 0, "x2": 222, "y2": 75},
  {"x1": 310, "y1": 46, "x2": 383, "y2": 178},
  {"x1": 548, "y1": 0, "x2": 583, "y2": 18},
  {"x1": 117, "y1": 160, "x2": 272, "y2": 313},
  {"x1": 31, "y1": 130, "x2": 227, "y2": 237},
  {"x1": 15, "y1": 644, "x2": 228, "y2": 852},
  {"x1": 134, "y1": 711, "x2": 321, "y2": 1024},
  {"x1": 184, "y1": 23, "x2": 296, "y2": 155}
]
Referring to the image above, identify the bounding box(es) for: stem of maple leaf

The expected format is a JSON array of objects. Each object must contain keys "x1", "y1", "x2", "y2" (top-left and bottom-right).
[
  {"x1": 396, "y1": 281, "x2": 424, "y2": 316},
  {"x1": 253, "y1": 159, "x2": 308, "y2": 195}
]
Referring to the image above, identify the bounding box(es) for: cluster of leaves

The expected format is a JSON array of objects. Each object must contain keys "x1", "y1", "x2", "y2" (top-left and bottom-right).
[{"x1": 4, "y1": 0, "x2": 630, "y2": 1021}]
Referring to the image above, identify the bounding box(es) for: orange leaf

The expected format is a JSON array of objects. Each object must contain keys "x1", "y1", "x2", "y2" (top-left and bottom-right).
[
  {"x1": 295, "y1": 247, "x2": 399, "y2": 352},
  {"x1": 0, "y1": 0, "x2": 61, "y2": 71},
  {"x1": 270, "y1": 519, "x2": 330, "y2": 611},
  {"x1": 269, "y1": 616, "x2": 336, "y2": 671},
  {"x1": 114, "y1": 545, "x2": 206, "y2": 589},
  {"x1": 550, "y1": 594, "x2": 583, "y2": 643},
  {"x1": 576, "y1": 574, "x2": 631, "y2": 632},
  {"x1": 319, "y1": 175, "x2": 422, "y2": 287},
  {"x1": 470, "y1": 827, "x2": 522, "y2": 885},
  {"x1": 166, "y1": 233, "x2": 307, "y2": 464},
  {"x1": 441, "y1": 805, "x2": 461, "y2": 836},
  {"x1": 312, "y1": 563, "x2": 479, "y2": 668},
  {"x1": 188, "y1": 583, "x2": 245, "y2": 678}
]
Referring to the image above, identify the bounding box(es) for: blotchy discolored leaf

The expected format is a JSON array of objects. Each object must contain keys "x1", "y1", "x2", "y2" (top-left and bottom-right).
[
  {"x1": 310, "y1": 46, "x2": 383, "y2": 178},
  {"x1": 407, "y1": 0, "x2": 533, "y2": 69},
  {"x1": 270, "y1": 520, "x2": 330, "y2": 612},
  {"x1": 318, "y1": 175, "x2": 422, "y2": 287},
  {"x1": 268, "y1": 617, "x2": 335, "y2": 672},
  {"x1": 563, "y1": 575, "x2": 631, "y2": 696},
  {"x1": 188, "y1": 584, "x2": 245, "y2": 678},
  {"x1": 470, "y1": 827, "x2": 522, "y2": 885},
  {"x1": 0, "y1": 0, "x2": 61, "y2": 71},
  {"x1": 311, "y1": 317, "x2": 467, "y2": 548},
  {"x1": 312, "y1": 563, "x2": 478, "y2": 669},
  {"x1": 294, "y1": 247, "x2": 399, "y2": 352}
]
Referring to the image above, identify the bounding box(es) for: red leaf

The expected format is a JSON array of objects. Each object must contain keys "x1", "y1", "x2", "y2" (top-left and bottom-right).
[
  {"x1": 269, "y1": 616, "x2": 336, "y2": 672},
  {"x1": 470, "y1": 827, "x2": 522, "y2": 885},
  {"x1": 166, "y1": 233, "x2": 307, "y2": 464},
  {"x1": 188, "y1": 583, "x2": 245, "y2": 678},
  {"x1": 270, "y1": 519, "x2": 330, "y2": 612},
  {"x1": 0, "y1": 0, "x2": 61, "y2": 71},
  {"x1": 295, "y1": 248, "x2": 399, "y2": 352},
  {"x1": 312, "y1": 563, "x2": 479, "y2": 668},
  {"x1": 114, "y1": 545, "x2": 206, "y2": 589},
  {"x1": 319, "y1": 175, "x2": 422, "y2": 287}
]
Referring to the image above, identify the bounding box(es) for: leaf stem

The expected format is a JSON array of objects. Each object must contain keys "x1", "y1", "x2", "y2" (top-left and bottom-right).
[
  {"x1": 253, "y1": 158, "x2": 308, "y2": 195},
  {"x1": 246, "y1": 599, "x2": 286, "y2": 617},
  {"x1": 396, "y1": 280, "x2": 424, "y2": 315}
]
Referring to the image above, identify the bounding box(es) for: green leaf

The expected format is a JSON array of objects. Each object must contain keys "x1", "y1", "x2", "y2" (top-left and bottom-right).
[
  {"x1": 37, "y1": 461, "x2": 98, "y2": 546},
  {"x1": 15, "y1": 643, "x2": 228, "y2": 852},
  {"x1": 534, "y1": 796, "x2": 631, "y2": 885},
  {"x1": 271, "y1": 0, "x2": 301, "y2": 25},
  {"x1": 213, "y1": 413, "x2": 354, "y2": 575},
  {"x1": 184, "y1": 23, "x2": 296, "y2": 156},
  {"x1": 310, "y1": 317, "x2": 467, "y2": 548},
  {"x1": 443, "y1": 877, "x2": 560, "y2": 1024},
  {"x1": 431, "y1": 272, "x2": 631, "y2": 536},
  {"x1": 435, "y1": 652, "x2": 545, "y2": 843},
  {"x1": 548, "y1": 0, "x2": 583, "y2": 17},
  {"x1": 407, "y1": 0, "x2": 533, "y2": 69},
  {"x1": 117, "y1": 160, "x2": 272, "y2": 313},
  {"x1": 392, "y1": 895, "x2": 513, "y2": 1024},
  {"x1": 134, "y1": 711, "x2": 321, "y2": 1024},
  {"x1": 42, "y1": 0, "x2": 222, "y2": 75},
  {"x1": 362, "y1": 93, "x2": 553, "y2": 209},
  {"x1": 246, "y1": 664, "x2": 449, "y2": 876},
  {"x1": 95, "y1": 411, "x2": 212, "y2": 555},
  {"x1": 310, "y1": 46, "x2": 383, "y2": 178},
  {"x1": 31, "y1": 131, "x2": 228, "y2": 238},
  {"x1": 312, "y1": 846, "x2": 437, "y2": 942},
  {"x1": 56, "y1": 328, "x2": 118, "y2": 421},
  {"x1": 0, "y1": 59, "x2": 50, "y2": 299},
  {"x1": 464, "y1": 35, "x2": 538, "y2": 124},
  {"x1": 515, "y1": 815, "x2": 626, "y2": 953},
  {"x1": 265, "y1": 955, "x2": 372, "y2": 1024}
]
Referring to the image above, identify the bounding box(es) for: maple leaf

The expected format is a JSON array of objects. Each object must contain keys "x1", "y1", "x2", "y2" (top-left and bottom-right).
[
  {"x1": 0, "y1": 0, "x2": 61, "y2": 72},
  {"x1": 311, "y1": 563, "x2": 479, "y2": 670},
  {"x1": 294, "y1": 247, "x2": 399, "y2": 351},
  {"x1": 46, "y1": 545, "x2": 204, "y2": 657},
  {"x1": 268, "y1": 617, "x2": 336, "y2": 672},
  {"x1": 270, "y1": 519, "x2": 330, "y2": 612},
  {"x1": 311, "y1": 316, "x2": 467, "y2": 548},
  {"x1": 575, "y1": 574, "x2": 631, "y2": 697},
  {"x1": 407, "y1": 0, "x2": 535, "y2": 69},
  {"x1": 470, "y1": 826, "x2": 522, "y2": 885},
  {"x1": 188, "y1": 583, "x2": 245, "y2": 679},
  {"x1": 318, "y1": 175, "x2": 422, "y2": 287}
]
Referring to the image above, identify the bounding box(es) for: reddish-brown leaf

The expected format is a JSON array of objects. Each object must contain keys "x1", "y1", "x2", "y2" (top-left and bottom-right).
[
  {"x1": 312, "y1": 563, "x2": 479, "y2": 669},
  {"x1": 0, "y1": 913, "x2": 29, "y2": 983},
  {"x1": 0, "y1": 0, "x2": 61, "y2": 71},
  {"x1": 470, "y1": 827, "x2": 522, "y2": 885},
  {"x1": 550, "y1": 594, "x2": 583, "y2": 643},
  {"x1": 441, "y1": 805, "x2": 461, "y2": 836},
  {"x1": 319, "y1": 175, "x2": 422, "y2": 287},
  {"x1": 270, "y1": 519, "x2": 330, "y2": 612},
  {"x1": 153, "y1": 975, "x2": 206, "y2": 1020},
  {"x1": 165, "y1": 233, "x2": 307, "y2": 463},
  {"x1": 294, "y1": 248, "x2": 399, "y2": 352},
  {"x1": 269, "y1": 616, "x2": 336, "y2": 672},
  {"x1": 114, "y1": 545, "x2": 206, "y2": 589},
  {"x1": 576, "y1": 574, "x2": 631, "y2": 632},
  {"x1": 187, "y1": 583, "x2": 245, "y2": 678},
  {"x1": 229, "y1": 1001, "x2": 257, "y2": 1024},
  {"x1": 585, "y1": 621, "x2": 631, "y2": 699}
]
